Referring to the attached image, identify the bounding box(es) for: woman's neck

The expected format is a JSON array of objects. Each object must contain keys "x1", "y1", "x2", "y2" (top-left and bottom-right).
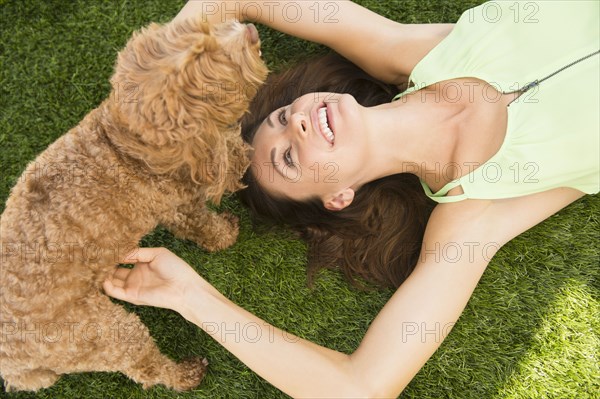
[{"x1": 359, "y1": 92, "x2": 469, "y2": 188}]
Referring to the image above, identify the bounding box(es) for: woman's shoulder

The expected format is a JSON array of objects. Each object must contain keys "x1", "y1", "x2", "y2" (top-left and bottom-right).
[{"x1": 387, "y1": 23, "x2": 455, "y2": 82}]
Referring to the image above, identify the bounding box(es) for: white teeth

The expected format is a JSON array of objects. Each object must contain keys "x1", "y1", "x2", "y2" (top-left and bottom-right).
[{"x1": 318, "y1": 107, "x2": 335, "y2": 143}]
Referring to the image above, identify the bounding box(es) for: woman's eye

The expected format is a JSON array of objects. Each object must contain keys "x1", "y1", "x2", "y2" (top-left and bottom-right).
[
  {"x1": 283, "y1": 147, "x2": 293, "y2": 167},
  {"x1": 278, "y1": 108, "x2": 287, "y2": 125}
]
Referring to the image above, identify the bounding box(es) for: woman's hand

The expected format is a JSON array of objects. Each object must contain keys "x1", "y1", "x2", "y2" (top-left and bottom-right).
[{"x1": 103, "y1": 247, "x2": 201, "y2": 312}]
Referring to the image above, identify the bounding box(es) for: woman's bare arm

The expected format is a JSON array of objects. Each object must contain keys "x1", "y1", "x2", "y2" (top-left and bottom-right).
[
  {"x1": 176, "y1": 198, "x2": 496, "y2": 397},
  {"x1": 105, "y1": 187, "x2": 584, "y2": 397},
  {"x1": 174, "y1": 187, "x2": 584, "y2": 397},
  {"x1": 174, "y1": 1, "x2": 454, "y2": 84}
]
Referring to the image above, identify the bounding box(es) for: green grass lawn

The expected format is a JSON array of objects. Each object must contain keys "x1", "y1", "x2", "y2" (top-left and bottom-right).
[{"x1": 1, "y1": 0, "x2": 598, "y2": 398}]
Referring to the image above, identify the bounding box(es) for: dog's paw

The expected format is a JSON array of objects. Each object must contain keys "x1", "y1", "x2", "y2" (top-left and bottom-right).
[
  {"x1": 201, "y1": 212, "x2": 239, "y2": 252},
  {"x1": 221, "y1": 212, "x2": 239, "y2": 230},
  {"x1": 168, "y1": 357, "x2": 208, "y2": 391}
]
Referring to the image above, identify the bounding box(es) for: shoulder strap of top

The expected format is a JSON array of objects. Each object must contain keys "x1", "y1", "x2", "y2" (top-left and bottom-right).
[
  {"x1": 419, "y1": 179, "x2": 468, "y2": 203},
  {"x1": 393, "y1": 85, "x2": 420, "y2": 101}
]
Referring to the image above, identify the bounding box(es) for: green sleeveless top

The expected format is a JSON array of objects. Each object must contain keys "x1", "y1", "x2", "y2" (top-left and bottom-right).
[{"x1": 393, "y1": 1, "x2": 599, "y2": 203}]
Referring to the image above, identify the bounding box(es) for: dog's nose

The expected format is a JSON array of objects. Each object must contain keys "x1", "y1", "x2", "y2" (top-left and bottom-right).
[{"x1": 246, "y1": 23, "x2": 259, "y2": 45}]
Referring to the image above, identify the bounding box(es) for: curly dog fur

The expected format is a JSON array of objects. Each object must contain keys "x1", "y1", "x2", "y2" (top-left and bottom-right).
[{"x1": 0, "y1": 16, "x2": 267, "y2": 392}]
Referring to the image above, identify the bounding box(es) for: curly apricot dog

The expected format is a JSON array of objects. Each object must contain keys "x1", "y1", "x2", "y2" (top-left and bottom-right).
[{"x1": 0, "y1": 16, "x2": 267, "y2": 392}]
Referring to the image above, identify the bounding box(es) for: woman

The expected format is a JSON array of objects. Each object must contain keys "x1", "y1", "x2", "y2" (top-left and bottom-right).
[{"x1": 103, "y1": 1, "x2": 599, "y2": 397}]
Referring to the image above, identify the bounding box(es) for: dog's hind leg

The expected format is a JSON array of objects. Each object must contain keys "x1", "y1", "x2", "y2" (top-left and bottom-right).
[
  {"x1": 162, "y1": 202, "x2": 239, "y2": 252},
  {"x1": 44, "y1": 293, "x2": 207, "y2": 391},
  {"x1": 120, "y1": 349, "x2": 208, "y2": 391},
  {"x1": 91, "y1": 295, "x2": 207, "y2": 390},
  {"x1": 1, "y1": 369, "x2": 59, "y2": 392}
]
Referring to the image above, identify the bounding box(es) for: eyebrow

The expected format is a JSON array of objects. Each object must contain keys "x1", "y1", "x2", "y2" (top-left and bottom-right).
[{"x1": 266, "y1": 111, "x2": 274, "y2": 128}]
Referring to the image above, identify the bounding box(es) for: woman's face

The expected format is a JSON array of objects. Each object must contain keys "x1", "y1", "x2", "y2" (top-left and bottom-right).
[{"x1": 250, "y1": 92, "x2": 370, "y2": 210}]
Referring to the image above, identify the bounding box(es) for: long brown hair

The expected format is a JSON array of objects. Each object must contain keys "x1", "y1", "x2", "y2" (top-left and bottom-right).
[{"x1": 239, "y1": 53, "x2": 435, "y2": 289}]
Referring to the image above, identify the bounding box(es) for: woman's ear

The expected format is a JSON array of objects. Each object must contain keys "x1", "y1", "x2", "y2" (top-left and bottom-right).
[{"x1": 323, "y1": 188, "x2": 355, "y2": 211}]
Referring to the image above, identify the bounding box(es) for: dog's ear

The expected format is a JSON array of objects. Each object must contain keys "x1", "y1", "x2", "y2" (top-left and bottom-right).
[
  {"x1": 201, "y1": 124, "x2": 251, "y2": 204},
  {"x1": 105, "y1": 19, "x2": 224, "y2": 180},
  {"x1": 109, "y1": 20, "x2": 222, "y2": 139},
  {"x1": 222, "y1": 125, "x2": 253, "y2": 194}
]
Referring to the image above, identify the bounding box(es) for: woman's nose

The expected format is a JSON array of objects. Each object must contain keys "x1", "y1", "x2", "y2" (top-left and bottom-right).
[{"x1": 289, "y1": 112, "x2": 308, "y2": 138}]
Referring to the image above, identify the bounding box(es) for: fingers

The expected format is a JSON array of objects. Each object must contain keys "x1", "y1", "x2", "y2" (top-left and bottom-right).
[
  {"x1": 112, "y1": 266, "x2": 132, "y2": 282},
  {"x1": 103, "y1": 265, "x2": 135, "y2": 296},
  {"x1": 104, "y1": 265, "x2": 133, "y2": 290},
  {"x1": 102, "y1": 279, "x2": 131, "y2": 303},
  {"x1": 120, "y1": 247, "x2": 166, "y2": 264}
]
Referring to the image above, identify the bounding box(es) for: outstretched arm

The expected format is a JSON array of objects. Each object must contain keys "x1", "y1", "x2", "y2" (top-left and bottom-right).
[
  {"x1": 104, "y1": 210, "x2": 493, "y2": 397},
  {"x1": 104, "y1": 187, "x2": 583, "y2": 397},
  {"x1": 174, "y1": 0, "x2": 454, "y2": 84},
  {"x1": 176, "y1": 203, "x2": 497, "y2": 397}
]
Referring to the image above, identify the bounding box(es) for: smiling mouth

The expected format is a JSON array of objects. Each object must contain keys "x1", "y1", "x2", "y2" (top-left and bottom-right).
[{"x1": 317, "y1": 105, "x2": 335, "y2": 144}]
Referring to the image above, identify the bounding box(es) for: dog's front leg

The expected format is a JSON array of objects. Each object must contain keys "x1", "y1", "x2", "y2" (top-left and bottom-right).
[{"x1": 162, "y1": 202, "x2": 240, "y2": 252}]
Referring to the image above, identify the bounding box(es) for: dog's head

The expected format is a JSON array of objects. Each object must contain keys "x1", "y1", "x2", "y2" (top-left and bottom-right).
[{"x1": 109, "y1": 17, "x2": 268, "y2": 202}]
